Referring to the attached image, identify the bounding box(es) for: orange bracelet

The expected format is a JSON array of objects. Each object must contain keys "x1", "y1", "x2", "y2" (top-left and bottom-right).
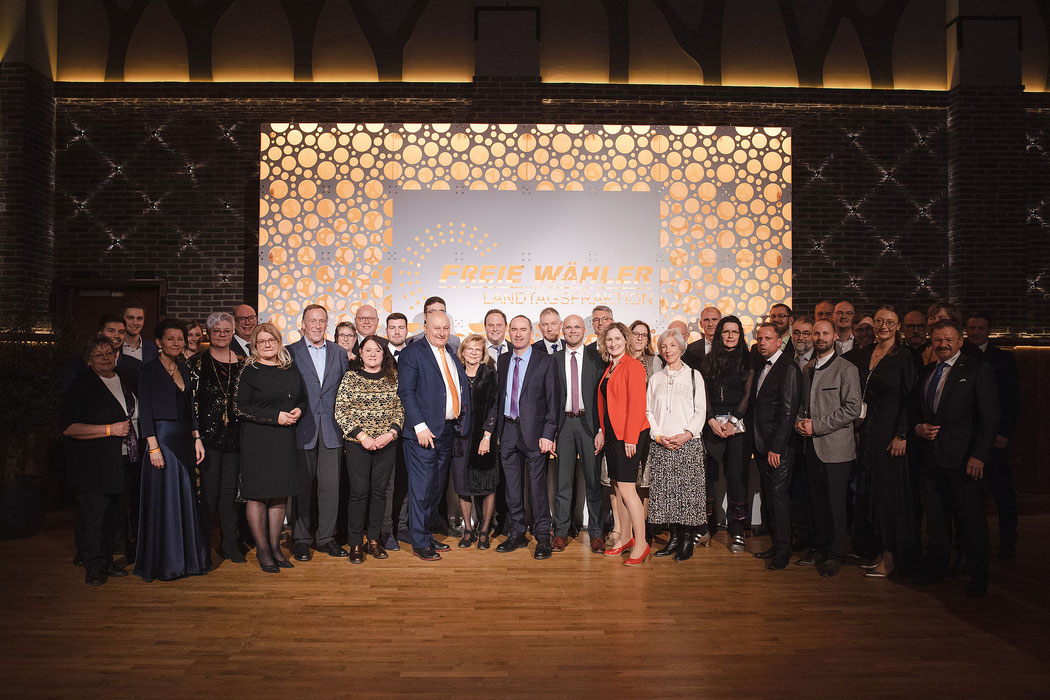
[{"x1": 106, "y1": 424, "x2": 111, "y2": 437}]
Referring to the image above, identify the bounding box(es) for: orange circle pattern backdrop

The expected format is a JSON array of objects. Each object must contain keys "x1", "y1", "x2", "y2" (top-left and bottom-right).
[{"x1": 259, "y1": 123, "x2": 791, "y2": 343}]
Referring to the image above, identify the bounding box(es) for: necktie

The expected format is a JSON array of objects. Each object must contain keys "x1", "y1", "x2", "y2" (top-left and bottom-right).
[
  {"x1": 926, "y1": 361, "x2": 948, "y2": 413},
  {"x1": 491, "y1": 344, "x2": 502, "y2": 358},
  {"x1": 393, "y1": 349, "x2": 400, "y2": 360},
  {"x1": 439, "y1": 348, "x2": 461, "y2": 418},
  {"x1": 510, "y1": 356, "x2": 522, "y2": 419},
  {"x1": 570, "y1": 351, "x2": 580, "y2": 414}
]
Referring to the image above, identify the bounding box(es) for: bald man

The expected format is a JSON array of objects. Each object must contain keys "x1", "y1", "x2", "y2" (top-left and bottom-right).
[
  {"x1": 685, "y1": 306, "x2": 721, "y2": 370},
  {"x1": 231, "y1": 304, "x2": 257, "y2": 357}
]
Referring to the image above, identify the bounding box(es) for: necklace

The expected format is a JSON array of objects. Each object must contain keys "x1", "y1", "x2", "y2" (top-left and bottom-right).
[
  {"x1": 161, "y1": 357, "x2": 177, "y2": 378},
  {"x1": 210, "y1": 353, "x2": 235, "y2": 424},
  {"x1": 666, "y1": 364, "x2": 686, "y2": 386}
]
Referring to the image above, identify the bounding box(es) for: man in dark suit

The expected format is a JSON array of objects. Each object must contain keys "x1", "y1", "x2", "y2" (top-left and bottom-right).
[
  {"x1": 747, "y1": 322, "x2": 802, "y2": 570},
  {"x1": 912, "y1": 320, "x2": 999, "y2": 596},
  {"x1": 484, "y1": 308, "x2": 512, "y2": 363},
  {"x1": 533, "y1": 307, "x2": 565, "y2": 354},
  {"x1": 490, "y1": 315, "x2": 559, "y2": 559},
  {"x1": 350, "y1": 304, "x2": 388, "y2": 355},
  {"x1": 550, "y1": 314, "x2": 604, "y2": 553},
  {"x1": 397, "y1": 311, "x2": 470, "y2": 561},
  {"x1": 380, "y1": 312, "x2": 410, "y2": 550},
  {"x1": 966, "y1": 312, "x2": 1020, "y2": 559},
  {"x1": 287, "y1": 304, "x2": 351, "y2": 561}
]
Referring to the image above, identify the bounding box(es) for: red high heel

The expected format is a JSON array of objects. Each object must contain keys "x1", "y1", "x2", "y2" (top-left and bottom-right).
[
  {"x1": 623, "y1": 543, "x2": 652, "y2": 566},
  {"x1": 603, "y1": 537, "x2": 635, "y2": 556}
]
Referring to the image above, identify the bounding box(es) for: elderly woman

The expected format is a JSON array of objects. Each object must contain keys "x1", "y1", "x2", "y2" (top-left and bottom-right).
[
  {"x1": 597, "y1": 322, "x2": 652, "y2": 566},
  {"x1": 334, "y1": 335, "x2": 404, "y2": 564},
  {"x1": 449, "y1": 333, "x2": 499, "y2": 549},
  {"x1": 646, "y1": 328, "x2": 710, "y2": 562},
  {"x1": 136, "y1": 319, "x2": 210, "y2": 582},
  {"x1": 188, "y1": 312, "x2": 244, "y2": 564},
  {"x1": 182, "y1": 320, "x2": 204, "y2": 359},
  {"x1": 335, "y1": 320, "x2": 358, "y2": 362},
  {"x1": 61, "y1": 337, "x2": 139, "y2": 585},
  {"x1": 701, "y1": 315, "x2": 754, "y2": 554},
  {"x1": 234, "y1": 323, "x2": 306, "y2": 573}
]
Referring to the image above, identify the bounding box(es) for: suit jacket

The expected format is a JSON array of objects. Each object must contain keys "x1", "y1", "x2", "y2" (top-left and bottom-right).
[
  {"x1": 409, "y1": 331, "x2": 460, "y2": 352},
  {"x1": 799, "y1": 354, "x2": 861, "y2": 463},
  {"x1": 138, "y1": 357, "x2": 196, "y2": 439},
  {"x1": 396, "y1": 337, "x2": 470, "y2": 440},
  {"x1": 552, "y1": 345, "x2": 603, "y2": 438},
  {"x1": 127, "y1": 337, "x2": 159, "y2": 364},
  {"x1": 746, "y1": 351, "x2": 802, "y2": 458},
  {"x1": 682, "y1": 338, "x2": 709, "y2": 371},
  {"x1": 911, "y1": 352, "x2": 999, "y2": 470},
  {"x1": 287, "y1": 338, "x2": 350, "y2": 450},
  {"x1": 596, "y1": 355, "x2": 650, "y2": 444},
  {"x1": 61, "y1": 370, "x2": 137, "y2": 493},
  {"x1": 532, "y1": 338, "x2": 564, "y2": 355},
  {"x1": 231, "y1": 335, "x2": 250, "y2": 358},
  {"x1": 350, "y1": 334, "x2": 389, "y2": 357},
  {"x1": 490, "y1": 348, "x2": 558, "y2": 447},
  {"x1": 973, "y1": 343, "x2": 1019, "y2": 438}
]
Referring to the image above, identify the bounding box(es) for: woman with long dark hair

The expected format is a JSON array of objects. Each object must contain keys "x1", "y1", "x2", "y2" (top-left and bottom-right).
[
  {"x1": 852, "y1": 306, "x2": 922, "y2": 579},
  {"x1": 335, "y1": 335, "x2": 404, "y2": 564},
  {"x1": 701, "y1": 315, "x2": 754, "y2": 554}
]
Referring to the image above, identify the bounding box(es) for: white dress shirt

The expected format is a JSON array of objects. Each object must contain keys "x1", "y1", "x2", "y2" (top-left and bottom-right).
[
  {"x1": 487, "y1": 340, "x2": 508, "y2": 363},
  {"x1": 414, "y1": 340, "x2": 463, "y2": 434},
  {"x1": 835, "y1": 334, "x2": 855, "y2": 355},
  {"x1": 122, "y1": 337, "x2": 143, "y2": 362},
  {"x1": 563, "y1": 345, "x2": 586, "y2": 412},
  {"x1": 233, "y1": 334, "x2": 251, "y2": 356},
  {"x1": 756, "y1": 348, "x2": 783, "y2": 393}
]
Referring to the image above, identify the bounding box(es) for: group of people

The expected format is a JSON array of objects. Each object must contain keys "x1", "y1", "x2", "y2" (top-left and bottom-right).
[{"x1": 60, "y1": 294, "x2": 1018, "y2": 597}]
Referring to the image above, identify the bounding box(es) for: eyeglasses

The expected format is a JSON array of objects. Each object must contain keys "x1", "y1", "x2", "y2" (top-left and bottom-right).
[
  {"x1": 791, "y1": 330, "x2": 811, "y2": 337},
  {"x1": 235, "y1": 315, "x2": 257, "y2": 322},
  {"x1": 211, "y1": 328, "x2": 233, "y2": 335},
  {"x1": 632, "y1": 331, "x2": 650, "y2": 339},
  {"x1": 336, "y1": 333, "x2": 354, "y2": 340},
  {"x1": 256, "y1": 338, "x2": 278, "y2": 346},
  {"x1": 873, "y1": 319, "x2": 899, "y2": 328}
]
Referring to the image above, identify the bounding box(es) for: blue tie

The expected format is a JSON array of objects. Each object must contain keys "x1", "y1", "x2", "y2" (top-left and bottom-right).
[{"x1": 926, "y1": 362, "x2": 948, "y2": 413}]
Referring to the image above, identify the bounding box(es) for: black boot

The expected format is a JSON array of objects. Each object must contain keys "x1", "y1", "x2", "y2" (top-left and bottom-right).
[
  {"x1": 654, "y1": 524, "x2": 680, "y2": 557},
  {"x1": 674, "y1": 527, "x2": 697, "y2": 562}
]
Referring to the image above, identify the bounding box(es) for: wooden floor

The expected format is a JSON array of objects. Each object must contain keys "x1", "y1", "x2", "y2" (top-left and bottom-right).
[{"x1": 4, "y1": 513, "x2": 1050, "y2": 698}]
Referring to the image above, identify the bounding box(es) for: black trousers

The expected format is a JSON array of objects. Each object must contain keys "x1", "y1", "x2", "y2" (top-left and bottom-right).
[
  {"x1": 110, "y1": 458, "x2": 139, "y2": 554},
  {"x1": 756, "y1": 450, "x2": 793, "y2": 554},
  {"x1": 200, "y1": 449, "x2": 240, "y2": 553},
  {"x1": 791, "y1": 448, "x2": 814, "y2": 545},
  {"x1": 345, "y1": 442, "x2": 397, "y2": 545},
  {"x1": 923, "y1": 464, "x2": 990, "y2": 584},
  {"x1": 499, "y1": 421, "x2": 551, "y2": 542},
  {"x1": 849, "y1": 459, "x2": 877, "y2": 557},
  {"x1": 74, "y1": 488, "x2": 121, "y2": 571},
  {"x1": 705, "y1": 432, "x2": 750, "y2": 526},
  {"x1": 382, "y1": 444, "x2": 410, "y2": 538},
  {"x1": 806, "y1": 449, "x2": 851, "y2": 561},
  {"x1": 985, "y1": 446, "x2": 1017, "y2": 547}
]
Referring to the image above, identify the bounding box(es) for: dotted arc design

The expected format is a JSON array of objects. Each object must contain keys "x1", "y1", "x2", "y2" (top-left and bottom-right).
[{"x1": 259, "y1": 123, "x2": 791, "y2": 342}]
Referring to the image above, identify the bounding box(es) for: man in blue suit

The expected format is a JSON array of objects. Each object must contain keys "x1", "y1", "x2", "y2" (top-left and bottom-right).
[
  {"x1": 287, "y1": 304, "x2": 350, "y2": 561},
  {"x1": 489, "y1": 315, "x2": 559, "y2": 560},
  {"x1": 396, "y1": 311, "x2": 470, "y2": 561}
]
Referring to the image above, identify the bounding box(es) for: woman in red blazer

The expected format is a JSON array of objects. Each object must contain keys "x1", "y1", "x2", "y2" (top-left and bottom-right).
[{"x1": 596, "y1": 322, "x2": 652, "y2": 565}]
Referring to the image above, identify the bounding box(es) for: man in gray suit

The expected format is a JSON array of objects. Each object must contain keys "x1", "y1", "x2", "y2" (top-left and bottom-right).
[
  {"x1": 550, "y1": 314, "x2": 605, "y2": 553},
  {"x1": 287, "y1": 304, "x2": 351, "y2": 560},
  {"x1": 794, "y1": 319, "x2": 862, "y2": 577}
]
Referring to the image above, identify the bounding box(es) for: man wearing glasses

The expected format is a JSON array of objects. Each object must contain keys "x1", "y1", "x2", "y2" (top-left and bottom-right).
[{"x1": 231, "y1": 304, "x2": 257, "y2": 357}]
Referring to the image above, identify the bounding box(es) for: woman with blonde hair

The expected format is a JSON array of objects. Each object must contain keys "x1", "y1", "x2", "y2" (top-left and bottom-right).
[{"x1": 233, "y1": 323, "x2": 307, "y2": 573}]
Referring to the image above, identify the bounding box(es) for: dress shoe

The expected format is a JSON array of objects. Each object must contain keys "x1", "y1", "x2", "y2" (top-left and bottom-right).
[
  {"x1": 753, "y1": 547, "x2": 776, "y2": 560},
  {"x1": 396, "y1": 529, "x2": 412, "y2": 545},
  {"x1": 223, "y1": 546, "x2": 248, "y2": 564},
  {"x1": 293, "y1": 543, "x2": 312, "y2": 561},
  {"x1": 590, "y1": 536, "x2": 604, "y2": 554},
  {"x1": 85, "y1": 567, "x2": 108, "y2": 586},
  {"x1": 431, "y1": 540, "x2": 451, "y2": 553},
  {"x1": 750, "y1": 524, "x2": 769, "y2": 537},
  {"x1": 319, "y1": 542, "x2": 349, "y2": 557},
  {"x1": 654, "y1": 525, "x2": 680, "y2": 558},
  {"x1": 414, "y1": 547, "x2": 441, "y2": 561},
  {"x1": 795, "y1": 550, "x2": 820, "y2": 567},
  {"x1": 603, "y1": 537, "x2": 635, "y2": 557},
  {"x1": 864, "y1": 569, "x2": 892, "y2": 579},
  {"x1": 534, "y1": 541, "x2": 553, "y2": 560},
  {"x1": 107, "y1": 563, "x2": 129, "y2": 578},
  {"x1": 766, "y1": 552, "x2": 790, "y2": 570},
  {"x1": 550, "y1": 536, "x2": 568, "y2": 552},
  {"x1": 348, "y1": 545, "x2": 365, "y2": 564},
  {"x1": 258, "y1": 561, "x2": 280, "y2": 574},
  {"x1": 274, "y1": 557, "x2": 295, "y2": 569},
  {"x1": 381, "y1": 532, "x2": 400, "y2": 552},
  {"x1": 458, "y1": 531, "x2": 478, "y2": 548},
  {"x1": 624, "y1": 543, "x2": 652, "y2": 566},
  {"x1": 477, "y1": 533, "x2": 491, "y2": 550},
  {"x1": 365, "y1": 540, "x2": 388, "y2": 559},
  {"x1": 965, "y1": 580, "x2": 988, "y2": 597},
  {"x1": 818, "y1": 559, "x2": 841, "y2": 577},
  {"x1": 496, "y1": 534, "x2": 528, "y2": 553}
]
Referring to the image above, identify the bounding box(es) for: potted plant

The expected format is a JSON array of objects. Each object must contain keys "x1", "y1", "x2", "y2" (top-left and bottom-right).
[{"x1": 0, "y1": 312, "x2": 76, "y2": 539}]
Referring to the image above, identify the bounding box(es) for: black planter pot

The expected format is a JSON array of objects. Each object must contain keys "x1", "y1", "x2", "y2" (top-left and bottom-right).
[{"x1": 0, "y1": 475, "x2": 47, "y2": 539}]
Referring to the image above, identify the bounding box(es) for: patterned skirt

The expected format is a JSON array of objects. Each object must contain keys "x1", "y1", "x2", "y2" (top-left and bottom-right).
[{"x1": 646, "y1": 438, "x2": 707, "y2": 526}]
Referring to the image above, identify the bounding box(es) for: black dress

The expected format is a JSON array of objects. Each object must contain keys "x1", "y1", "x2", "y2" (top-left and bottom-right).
[
  {"x1": 188, "y1": 352, "x2": 241, "y2": 453},
  {"x1": 233, "y1": 362, "x2": 307, "y2": 500},
  {"x1": 855, "y1": 344, "x2": 922, "y2": 568},
  {"x1": 451, "y1": 363, "x2": 499, "y2": 496}
]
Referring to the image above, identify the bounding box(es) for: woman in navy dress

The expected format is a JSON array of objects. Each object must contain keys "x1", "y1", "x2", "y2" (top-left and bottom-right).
[{"x1": 135, "y1": 319, "x2": 211, "y2": 582}]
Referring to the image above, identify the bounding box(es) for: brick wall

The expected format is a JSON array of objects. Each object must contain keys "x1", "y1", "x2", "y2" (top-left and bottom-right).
[
  {"x1": 0, "y1": 64, "x2": 55, "y2": 319},
  {"x1": 52, "y1": 81, "x2": 961, "y2": 327}
]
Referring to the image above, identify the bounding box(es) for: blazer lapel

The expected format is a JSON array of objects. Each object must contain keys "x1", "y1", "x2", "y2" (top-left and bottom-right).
[{"x1": 934, "y1": 355, "x2": 967, "y2": 420}]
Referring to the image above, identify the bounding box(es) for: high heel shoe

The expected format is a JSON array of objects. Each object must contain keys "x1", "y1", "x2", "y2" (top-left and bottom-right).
[
  {"x1": 273, "y1": 557, "x2": 294, "y2": 569},
  {"x1": 603, "y1": 537, "x2": 635, "y2": 556},
  {"x1": 653, "y1": 525, "x2": 680, "y2": 558},
  {"x1": 458, "y1": 530, "x2": 478, "y2": 548},
  {"x1": 623, "y1": 544, "x2": 652, "y2": 566},
  {"x1": 258, "y1": 560, "x2": 280, "y2": 574},
  {"x1": 477, "y1": 532, "x2": 490, "y2": 550}
]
